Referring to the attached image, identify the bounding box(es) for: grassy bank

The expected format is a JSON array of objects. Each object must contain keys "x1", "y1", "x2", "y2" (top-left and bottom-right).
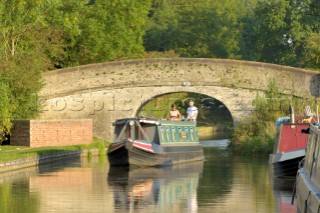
[{"x1": 0, "y1": 137, "x2": 110, "y2": 163}]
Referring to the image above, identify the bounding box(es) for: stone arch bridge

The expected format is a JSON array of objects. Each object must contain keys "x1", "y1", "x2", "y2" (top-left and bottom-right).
[{"x1": 40, "y1": 58, "x2": 320, "y2": 141}]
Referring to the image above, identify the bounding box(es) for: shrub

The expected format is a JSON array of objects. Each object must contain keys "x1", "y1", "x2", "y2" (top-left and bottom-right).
[{"x1": 229, "y1": 79, "x2": 319, "y2": 154}]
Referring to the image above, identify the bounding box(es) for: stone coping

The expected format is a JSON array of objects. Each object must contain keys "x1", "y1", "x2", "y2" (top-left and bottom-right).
[
  {"x1": 0, "y1": 148, "x2": 105, "y2": 174},
  {"x1": 44, "y1": 58, "x2": 319, "y2": 76},
  {"x1": 12, "y1": 119, "x2": 93, "y2": 122}
]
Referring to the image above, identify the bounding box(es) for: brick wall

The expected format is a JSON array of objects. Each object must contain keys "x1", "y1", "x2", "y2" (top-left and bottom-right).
[
  {"x1": 10, "y1": 119, "x2": 93, "y2": 147},
  {"x1": 10, "y1": 120, "x2": 31, "y2": 146}
]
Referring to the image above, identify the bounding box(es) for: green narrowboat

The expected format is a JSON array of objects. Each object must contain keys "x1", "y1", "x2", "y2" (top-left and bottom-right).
[{"x1": 107, "y1": 118, "x2": 203, "y2": 167}]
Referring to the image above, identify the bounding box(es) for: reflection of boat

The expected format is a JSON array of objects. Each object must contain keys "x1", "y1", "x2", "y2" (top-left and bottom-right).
[
  {"x1": 269, "y1": 106, "x2": 311, "y2": 178},
  {"x1": 107, "y1": 118, "x2": 203, "y2": 167},
  {"x1": 107, "y1": 161, "x2": 203, "y2": 212},
  {"x1": 295, "y1": 124, "x2": 320, "y2": 213},
  {"x1": 270, "y1": 173, "x2": 297, "y2": 213},
  {"x1": 273, "y1": 190, "x2": 297, "y2": 213}
]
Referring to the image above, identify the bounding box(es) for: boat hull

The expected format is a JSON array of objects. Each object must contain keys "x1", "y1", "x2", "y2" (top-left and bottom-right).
[
  {"x1": 269, "y1": 149, "x2": 305, "y2": 178},
  {"x1": 108, "y1": 140, "x2": 203, "y2": 167},
  {"x1": 296, "y1": 168, "x2": 320, "y2": 213}
]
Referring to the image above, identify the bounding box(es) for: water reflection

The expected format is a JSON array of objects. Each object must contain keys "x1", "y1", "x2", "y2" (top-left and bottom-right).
[
  {"x1": 108, "y1": 161, "x2": 203, "y2": 213},
  {"x1": 0, "y1": 176, "x2": 39, "y2": 213},
  {"x1": 271, "y1": 176, "x2": 297, "y2": 213},
  {"x1": 0, "y1": 145, "x2": 298, "y2": 213},
  {"x1": 197, "y1": 147, "x2": 233, "y2": 205},
  {"x1": 28, "y1": 157, "x2": 113, "y2": 213}
]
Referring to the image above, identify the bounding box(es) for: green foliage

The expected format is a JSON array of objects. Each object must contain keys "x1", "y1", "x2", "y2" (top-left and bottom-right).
[
  {"x1": 0, "y1": 0, "x2": 152, "y2": 68},
  {"x1": 303, "y1": 33, "x2": 320, "y2": 69},
  {"x1": 229, "y1": 79, "x2": 320, "y2": 154},
  {"x1": 56, "y1": 0, "x2": 152, "y2": 67},
  {"x1": 241, "y1": 0, "x2": 320, "y2": 69},
  {"x1": 145, "y1": 0, "x2": 320, "y2": 70},
  {"x1": 0, "y1": 60, "x2": 43, "y2": 120},
  {"x1": 139, "y1": 92, "x2": 189, "y2": 119},
  {"x1": 144, "y1": 50, "x2": 179, "y2": 58},
  {"x1": 0, "y1": 82, "x2": 15, "y2": 139},
  {"x1": 0, "y1": 1, "x2": 54, "y2": 138},
  {"x1": 144, "y1": 0, "x2": 253, "y2": 58},
  {"x1": 230, "y1": 117, "x2": 276, "y2": 154}
]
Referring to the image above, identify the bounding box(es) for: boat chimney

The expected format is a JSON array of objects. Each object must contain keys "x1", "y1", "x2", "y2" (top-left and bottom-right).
[{"x1": 289, "y1": 105, "x2": 295, "y2": 124}]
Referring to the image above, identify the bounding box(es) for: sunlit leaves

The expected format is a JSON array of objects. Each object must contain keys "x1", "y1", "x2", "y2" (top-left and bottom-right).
[
  {"x1": 145, "y1": 0, "x2": 258, "y2": 58},
  {"x1": 303, "y1": 33, "x2": 320, "y2": 69},
  {"x1": 0, "y1": 82, "x2": 15, "y2": 139}
]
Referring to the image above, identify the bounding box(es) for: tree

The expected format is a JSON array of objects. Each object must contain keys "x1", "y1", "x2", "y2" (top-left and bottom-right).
[
  {"x1": 144, "y1": 0, "x2": 257, "y2": 59},
  {"x1": 242, "y1": 0, "x2": 320, "y2": 69},
  {"x1": 243, "y1": 0, "x2": 293, "y2": 64},
  {"x1": 302, "y1": 33, "x2": 320, "y2": 69},
  {"x1": 0, "y1": 82, "x2": 15, "y2": 139},
  {"x1": 0, "y1": 1, "x2": 62, "y2": 137},
  {"x1": 58, "y1": 0, "x2": 152, "y2": 66}
]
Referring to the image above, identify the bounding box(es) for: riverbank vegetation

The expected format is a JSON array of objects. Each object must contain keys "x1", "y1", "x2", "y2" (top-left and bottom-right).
[
  {"x1": 229, "y1": 80, "x2": 319, "y2": 154},
  {"x1": 0, "y1": 137, "x2": 110, "y2": 164}
]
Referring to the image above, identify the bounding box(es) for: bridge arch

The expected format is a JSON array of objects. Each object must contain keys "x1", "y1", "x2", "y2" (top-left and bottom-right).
[
  {"x1": 39, "y1": 58, "x2": 320, "y2": 141},
  {"x1": 135, "y1": 90, "x2": 238, "y2": 125},
  {"x1": 136, "y1": 91, "x2": 234, "y2": 140}
]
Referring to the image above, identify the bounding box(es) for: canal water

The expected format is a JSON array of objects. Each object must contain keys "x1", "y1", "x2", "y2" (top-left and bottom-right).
[{"x1": 0, "y1": 140, "x2": 297, "y2": 213}]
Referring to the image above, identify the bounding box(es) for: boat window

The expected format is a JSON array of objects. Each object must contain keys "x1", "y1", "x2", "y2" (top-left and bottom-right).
[
  {"x1": 115, "y1": 125, "x2": 127, "y2": 142},
  {"x1": 178, "y1": 127, "x2": 187, "y2": 141},
  {"x1": 171, "y1": 127, "x2": 177, "y2": 141},
  {"x1": 184, "y1": 128, "x2": 189, "y2": 141},
  {"x1": 158, "y1": 126, "x2": 197, "y2": 143},
  {"x1": 166, "y1": 126, "x2": 172, "y2": 141},
  {"x1": 178, "y1": 127, "x2": 183, "y2": 141},
  {"x1": 190, "y1": 127, "x2": 195, "y2": 141},
  {"x1": 160, "y1": 127, "x2": 167, "y2": 142},
  {"x1": 135, "y1": 125, "x2": 147, "y2": 141},
  {"x1": 126, "y1": 127, "x2": 131, "y2": 139}
]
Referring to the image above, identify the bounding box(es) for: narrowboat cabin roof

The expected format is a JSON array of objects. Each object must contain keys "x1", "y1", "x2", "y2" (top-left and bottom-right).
[{"x1": 113, "y1": 117, "x2": 196, "y2": 126}]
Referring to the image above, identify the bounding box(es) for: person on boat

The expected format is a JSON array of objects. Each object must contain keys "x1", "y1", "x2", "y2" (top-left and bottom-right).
[
  {"x1": 169, "y1": 104, "x2": 181, "y2": 120},
  {"x1": 186, "y1": 100, "x2": 198, "y2": 122}
]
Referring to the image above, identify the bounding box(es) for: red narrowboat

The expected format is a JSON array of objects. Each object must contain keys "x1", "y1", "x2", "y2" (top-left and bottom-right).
[{"x1": 269, "y1": 122, "x2": 309, "y2": 178}]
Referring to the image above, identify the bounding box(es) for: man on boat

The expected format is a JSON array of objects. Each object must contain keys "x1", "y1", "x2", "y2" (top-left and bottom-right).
[{"x1": 186, "y1": 100, "x2": 198, "y2": 122}]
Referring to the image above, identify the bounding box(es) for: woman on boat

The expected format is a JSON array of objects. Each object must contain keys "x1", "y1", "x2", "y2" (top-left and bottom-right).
[{"x1": 169, "y1": 104, "x2": 181, "y2": 120}]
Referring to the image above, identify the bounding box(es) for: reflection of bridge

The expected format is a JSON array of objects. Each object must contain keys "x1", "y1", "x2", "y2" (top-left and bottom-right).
[{"x1": 40, "y1": 58, "x2": 320, "y2": 141}]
